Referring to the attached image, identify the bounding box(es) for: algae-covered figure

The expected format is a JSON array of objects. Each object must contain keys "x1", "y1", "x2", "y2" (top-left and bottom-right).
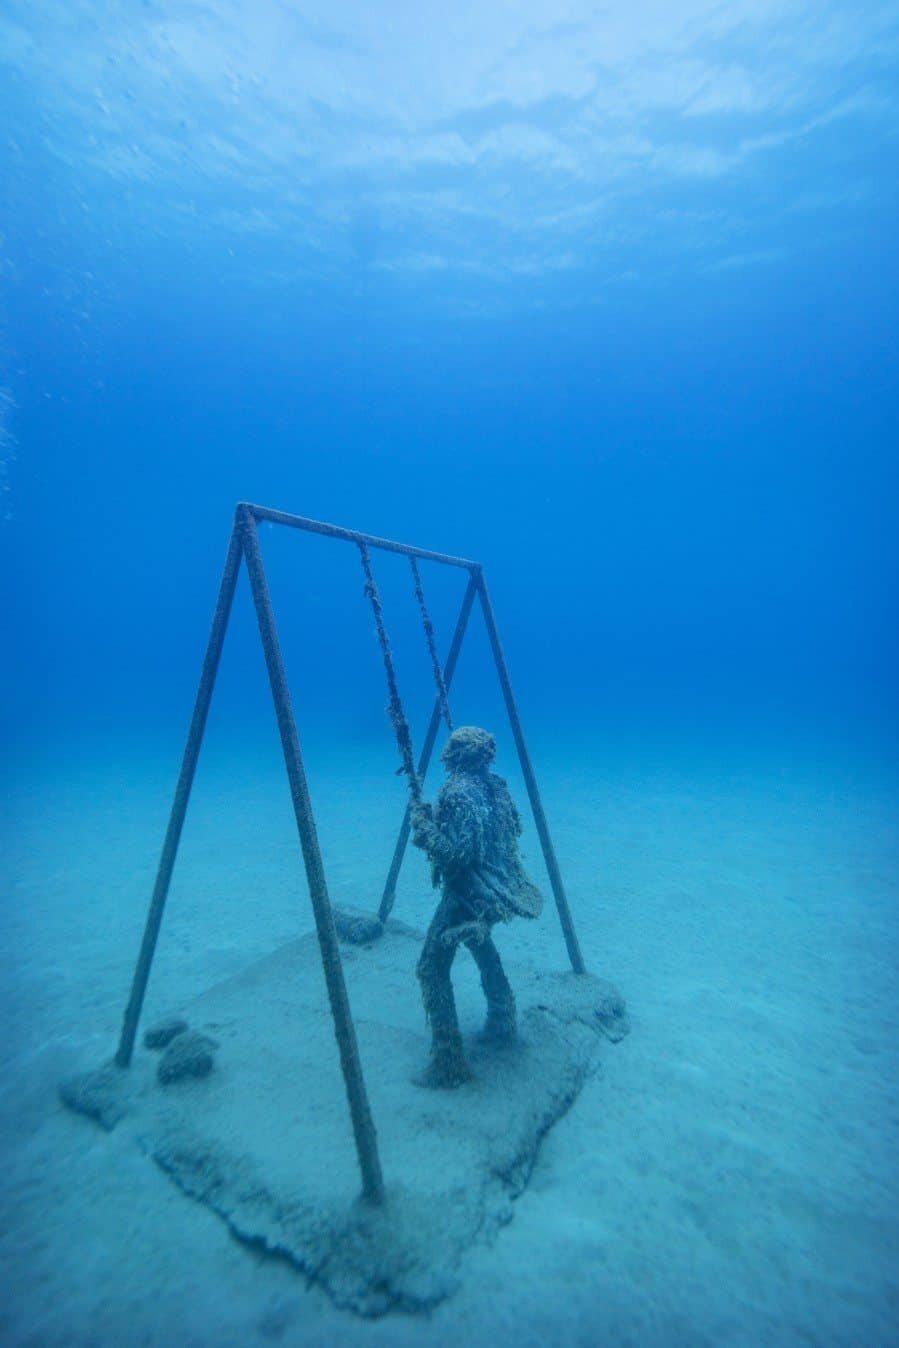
[{"x1": 410, "y1": 726, "x2": 543, "y2": 1088}]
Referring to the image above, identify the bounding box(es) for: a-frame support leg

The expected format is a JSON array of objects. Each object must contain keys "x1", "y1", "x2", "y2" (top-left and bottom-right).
[
  {"x1": 115, "y1": 508, "x2": 384, "y2": 1204},
  {"x1": 377, "y1": 571, "x2": 479, "y2": 924},
  {"x1": 474, "y1": 569, "x2": 586, "y2": 975},
  {"x1": 115, "y1": 518, "x2": 243, "y2": 1068},
  {"x1": 240, "y1": 507, "x2": 384, "y2": 1204}
]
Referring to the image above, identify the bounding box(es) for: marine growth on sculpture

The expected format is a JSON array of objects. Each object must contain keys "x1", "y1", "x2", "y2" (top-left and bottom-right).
[{"x1": 411, "y1": 725, "x2": 542, "y2": 1088}]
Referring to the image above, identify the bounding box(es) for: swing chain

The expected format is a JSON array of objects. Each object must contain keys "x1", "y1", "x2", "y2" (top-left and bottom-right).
[
  {"x1": 409, "y1": 556, "x2": 454, "y2": 732},
  {"x1": 358, "y1": 542, "x2": 422, "y2": 804}
]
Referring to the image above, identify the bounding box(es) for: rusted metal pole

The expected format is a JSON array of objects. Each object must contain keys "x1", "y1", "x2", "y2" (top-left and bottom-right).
[
  {"x1": 239, "y1": 507, "x2": 385, "y2": 1205},
  {"x1": 377, "y1": 572, "x2": 479, "y2": 924},
  {"x1": 115, "y1": 520, "x2": 244, "y2": 1068},
  {"x1": 246, "y1": 502, "x2": 476, "y2": 570},
  {"x1": 473, "y1": 568, "x2": 586, "y2": 975}
]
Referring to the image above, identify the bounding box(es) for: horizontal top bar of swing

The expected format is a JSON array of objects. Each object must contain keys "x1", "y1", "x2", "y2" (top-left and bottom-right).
[{"x1": 243, "y1": 503, "x2": 482, "y2": 571}]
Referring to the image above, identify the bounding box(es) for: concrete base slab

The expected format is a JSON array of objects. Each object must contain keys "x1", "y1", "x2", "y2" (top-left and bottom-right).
[{"x1": 61, "y1": 923, "x2": 627, "y2": 1316}]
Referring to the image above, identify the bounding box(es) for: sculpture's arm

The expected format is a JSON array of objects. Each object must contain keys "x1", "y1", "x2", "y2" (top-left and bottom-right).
[{"x1": 411, "y1": 792, "x2": 485, "y2": 872}]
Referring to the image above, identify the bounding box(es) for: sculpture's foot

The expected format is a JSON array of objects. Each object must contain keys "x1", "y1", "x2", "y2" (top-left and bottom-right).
[
  {"x1": 478, "y1": 1012, "x2": 518, "y2": 1046},
  {"x1": 412, "y1": 1052, "x2": 473, "y2": 1090}
]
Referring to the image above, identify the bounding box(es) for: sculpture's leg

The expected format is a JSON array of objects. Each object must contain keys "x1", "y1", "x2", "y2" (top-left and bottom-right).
[
  {"x1": 415, "y1": 894, "x2": 472, "y2": 1088},
  {"x1": 465, "y1": 931, "x2": 517, "y2": 1042}
]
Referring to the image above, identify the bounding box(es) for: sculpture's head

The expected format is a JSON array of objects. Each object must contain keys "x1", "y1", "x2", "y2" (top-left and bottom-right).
[{"x1": 441, "y1": 725, "x2": 496, "y2": 773}]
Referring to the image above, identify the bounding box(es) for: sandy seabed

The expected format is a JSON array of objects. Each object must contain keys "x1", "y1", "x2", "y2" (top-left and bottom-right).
[{"x1": 2, "y1": 729, "x2": 897, "y2": 1347}]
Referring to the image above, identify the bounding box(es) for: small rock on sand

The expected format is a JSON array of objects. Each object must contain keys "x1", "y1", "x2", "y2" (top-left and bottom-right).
[
  {"x1": 144, "y1": 1017, "x2": 189, "y2": 1050},
  {"x1": 157, "y1": 1031, "x2": 218, "y2": 1085}
]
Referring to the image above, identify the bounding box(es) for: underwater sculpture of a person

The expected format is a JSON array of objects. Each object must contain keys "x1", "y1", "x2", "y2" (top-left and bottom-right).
[{"x1": 410, "y1": 725, "x2": 543, "y2": 1088}]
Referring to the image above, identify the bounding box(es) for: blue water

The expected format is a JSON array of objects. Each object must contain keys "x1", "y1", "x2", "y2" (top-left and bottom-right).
[{"x1": 2, "y1": 5, "x2": 898, "y2": 1345}]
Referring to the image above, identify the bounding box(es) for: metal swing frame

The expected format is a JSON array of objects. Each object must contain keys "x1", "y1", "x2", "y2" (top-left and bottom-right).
[{"x1": 113, "y1": 501, "x2": 585, "y2": 1205}]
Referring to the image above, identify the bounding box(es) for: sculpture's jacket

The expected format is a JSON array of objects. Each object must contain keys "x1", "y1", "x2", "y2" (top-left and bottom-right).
[{"x1": 423, "y1": 769, "x2": 543, "y2": 923}]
